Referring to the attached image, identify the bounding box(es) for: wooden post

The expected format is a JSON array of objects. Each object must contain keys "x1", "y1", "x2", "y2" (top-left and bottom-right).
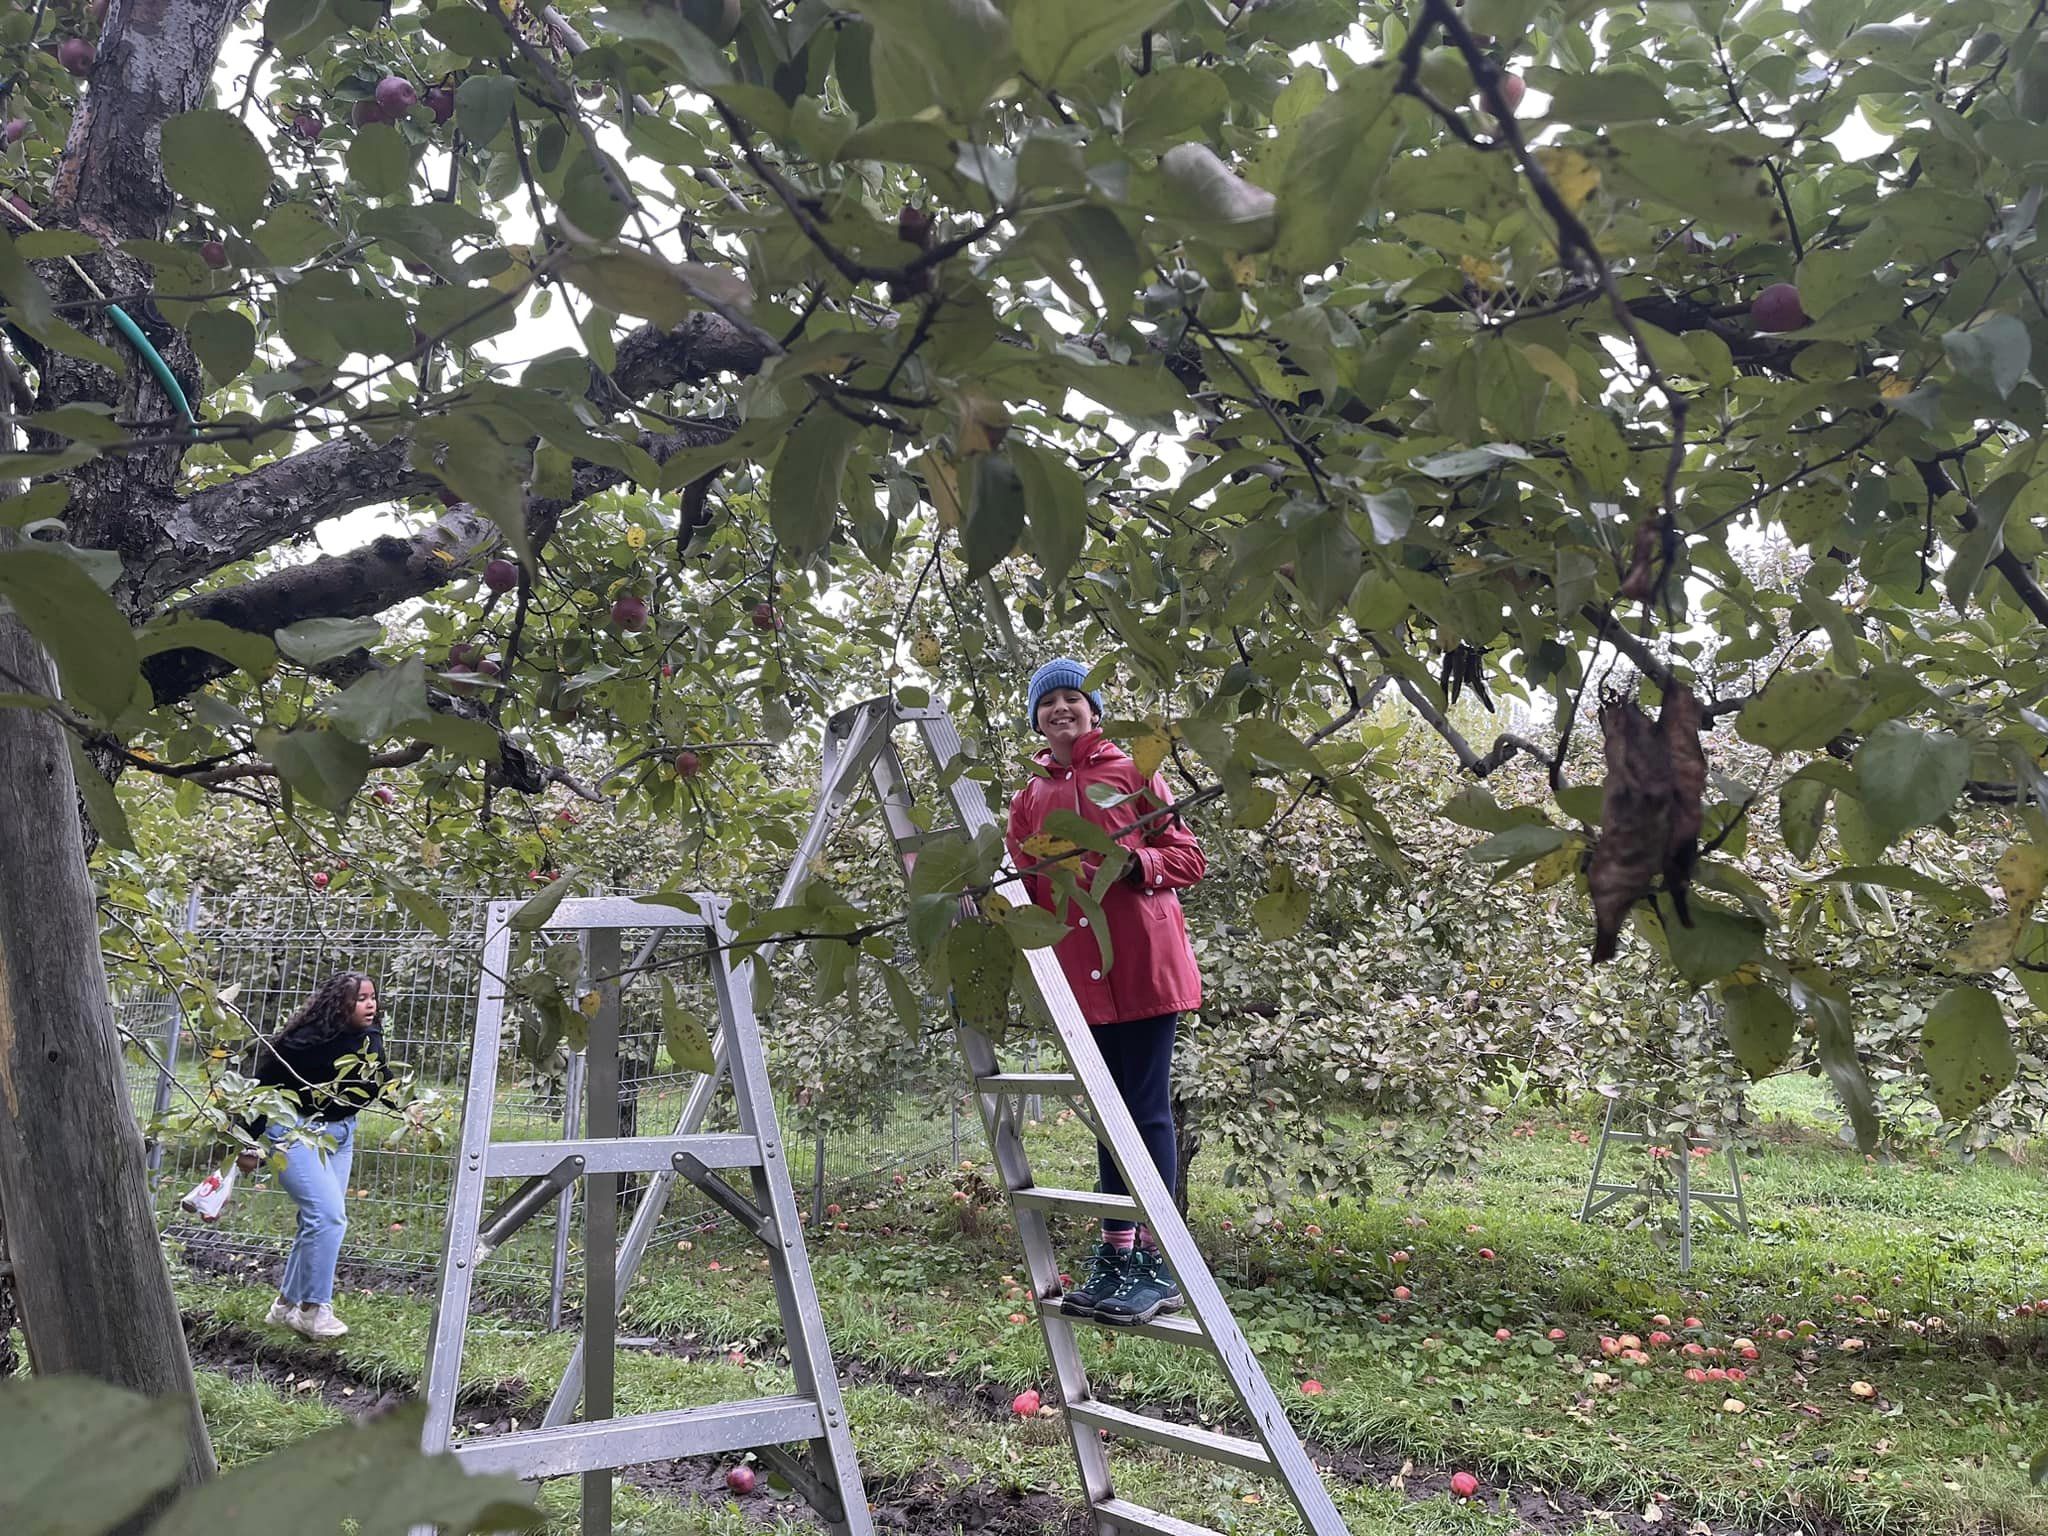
[{"x1": 0, "y1": 617, "x2": 217, "y2": 1500}]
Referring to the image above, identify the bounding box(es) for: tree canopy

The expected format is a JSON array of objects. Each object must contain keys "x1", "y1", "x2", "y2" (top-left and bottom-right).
[{"x1": 3, "y1": 0, "x2": 2047, "y2": 1144}]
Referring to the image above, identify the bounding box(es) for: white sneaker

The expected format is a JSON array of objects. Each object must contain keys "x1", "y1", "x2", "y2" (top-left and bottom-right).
[
  {"x1": 293, "y1": 1303, "x2": 348, "y2": 1340},
  {"x1": 264, "y1": 1299, "x2": 300, "y2": 1331}
]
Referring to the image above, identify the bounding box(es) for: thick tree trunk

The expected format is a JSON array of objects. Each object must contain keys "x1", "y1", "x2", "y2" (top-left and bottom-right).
[{"x1": 0, "y1": 616, "x2": 215, "y2": 1487}]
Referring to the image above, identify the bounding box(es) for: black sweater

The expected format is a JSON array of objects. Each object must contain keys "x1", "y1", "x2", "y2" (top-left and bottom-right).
[{"x1": 251, "y1": 1027, "x2": 388, "y2": 1125}]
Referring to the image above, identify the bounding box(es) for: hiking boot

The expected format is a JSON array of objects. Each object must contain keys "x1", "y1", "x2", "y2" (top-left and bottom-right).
[
  {"x1": 1093, "y1": 1248, "x2": 1184, "y2": 1326},
  {"x1": 1061, "y1": 1242, "x2": 1131, "y2": 1319},
  {"x1": 264, "y1": 1298, "x2": 300, "y2": 1331},
  {"x1": 293, "y1": 1302, "x2": 349, "y2": 1340}
]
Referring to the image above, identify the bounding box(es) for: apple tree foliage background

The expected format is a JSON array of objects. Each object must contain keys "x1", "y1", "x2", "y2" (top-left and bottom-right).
[{"x1": 2, "y1": 0, "x2": 2048, "y2": 1191}]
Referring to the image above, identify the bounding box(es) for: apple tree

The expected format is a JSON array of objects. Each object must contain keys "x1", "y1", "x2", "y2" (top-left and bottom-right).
[{"x1": 2, "y1": 0, "x2": 2047, "y2": 1475}]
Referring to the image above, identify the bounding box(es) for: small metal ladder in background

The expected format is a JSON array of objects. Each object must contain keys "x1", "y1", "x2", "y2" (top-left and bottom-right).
[
  {"x1": 800, "y1": 696, "x2": 1350, "y2": 1536},
  {"x1": 1577, "y1": 1093, "x2": 1750, "y2": 1272},
  {"x1": 418, "y1": 894, "x2": 872, "y2": 1536}
]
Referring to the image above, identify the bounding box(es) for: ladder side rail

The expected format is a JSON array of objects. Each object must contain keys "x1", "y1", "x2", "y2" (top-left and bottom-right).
[
  {"x1": 421, "y1": 902, "x2": 519, "y2": 1453},
  {"x1": 915, "y1": 711, "x2": 1350, "y2": 1536},
  {"x1": 549, "y1": 1050, "x2": 586, "y2": 1332},
  {"x1": 709, "y1": 895, "x2": 874, "y2": 1536},
  {"x1": 581, "y1": 927, "x2": 624, "y2": 1536}
]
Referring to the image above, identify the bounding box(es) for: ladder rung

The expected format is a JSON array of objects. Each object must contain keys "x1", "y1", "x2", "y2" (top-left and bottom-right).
[
  {"x1": 1067, "y1": 1400, "x2": 1272, "y2": 1475},
  {"x1": 449, "y1": 1395, "x2": 824, "y2": 1478},
  {"x1": 1094, "y1": 1497, "x2": 1227, "y2": 1536},
  {"x1": 1037, "y1": 1298, "x2": 1208, "y2": 1347},
  {"x1": 977, "y1": 1072, "x2": 1079, "y2": 1092},
  {"x1": 1010, "y1": 1186, "x2": 1140, "y2": 1220},
  {"x1": 485, "y1": 1134, "x2": 761, "y2": 1178}
]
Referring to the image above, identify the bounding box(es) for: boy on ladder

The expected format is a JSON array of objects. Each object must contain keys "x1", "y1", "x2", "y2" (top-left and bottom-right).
[{"x1": 1005, "y1": 658, "x2": 1207, "y2": 1326}]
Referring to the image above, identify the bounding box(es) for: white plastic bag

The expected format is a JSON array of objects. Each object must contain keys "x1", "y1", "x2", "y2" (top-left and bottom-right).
[{"x1": 179, "y1": 1162, "x2": 240, "y2": 1222}]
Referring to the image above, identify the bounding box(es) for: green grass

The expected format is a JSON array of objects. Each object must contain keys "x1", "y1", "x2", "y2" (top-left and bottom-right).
[{"x1": 172, "y1": 1084, "x2": 2048, "y2": 1535}]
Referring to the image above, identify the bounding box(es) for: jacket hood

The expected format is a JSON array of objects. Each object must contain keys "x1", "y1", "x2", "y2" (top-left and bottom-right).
[{"x1": 1031, "y1": 728, "x2": 1126, "y2": 772}]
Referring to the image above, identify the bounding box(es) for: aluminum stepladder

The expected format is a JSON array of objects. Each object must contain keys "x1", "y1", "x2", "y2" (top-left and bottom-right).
[
  {"x1": 791, "y1": 695, "x2": 1351, "y2": 1536},
  {"x1": 1577, "y1": 1093, "x2": 1750, "y2": 1273},
  {"x1": 419, "y1": 894, "x2": 872, "y2": 1536}
]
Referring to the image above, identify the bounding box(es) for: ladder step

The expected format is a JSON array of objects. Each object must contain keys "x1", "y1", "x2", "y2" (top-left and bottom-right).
[
  {"x1": 976, "y1": 1072, "x2": 1079, "y2": 1092},
  {"x1": 1010, "y1": 1186, "x2": 1140, "y2": 1220},
  {"x1": 484, "y1": 1134, "x2": 761, "y2": 1178},
  {"x1": 450, "y1": 1395, "x2": 825, "y2": 1479},
  {"x1": 1094, "y1": 1497, "x2": 1227, "y2": 1536},
  {"x1": 1037, "y1": 1298, "x2": 1208, "y2": 1347},
  {"x1": 1066, "y1": 1400, "x2": 1272, "y2": 1475}
]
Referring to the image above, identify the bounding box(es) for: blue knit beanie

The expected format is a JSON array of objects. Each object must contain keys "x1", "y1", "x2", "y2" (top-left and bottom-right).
[{"x1": 1026, "y1": 657, "x2": 1104, "y2": 733}]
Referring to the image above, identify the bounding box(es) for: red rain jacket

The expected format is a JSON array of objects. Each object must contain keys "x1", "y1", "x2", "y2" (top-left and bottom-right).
[{"x1": 1005, "y1": 729, "x2": 1206, "y2": 1025}]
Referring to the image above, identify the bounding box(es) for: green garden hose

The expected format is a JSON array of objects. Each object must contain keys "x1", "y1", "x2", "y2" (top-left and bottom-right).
[{"x1": 105, "y1": 301, "x2": 198, "y2": 438}]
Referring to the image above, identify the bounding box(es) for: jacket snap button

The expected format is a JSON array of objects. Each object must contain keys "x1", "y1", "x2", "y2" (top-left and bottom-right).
[
  {"x1": 1090, "y1": 969, "x2": 1102, "y2": 981},
  {"x1": 1078, "y1": 916, "x2": 1089, "y2": 927}
]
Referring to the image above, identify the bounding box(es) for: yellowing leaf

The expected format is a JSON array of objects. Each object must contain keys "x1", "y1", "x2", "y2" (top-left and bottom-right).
[
  {"x1": 625, "y1": 525, "x2": 647, "y2": 550},
  {"x1": 1020, "y1": 832, "x2": 1079, "y2": 861},
  {"x1": 1459, "y1": 254, "x2": 1503, "y2": 289},
  {"x1": 1995, "y1": 842, "x2": 2048, "y2": 915},
  {"x1": 1530, "y1": 837, "x2": 1584, "y2": 891},
  {"x1": 1517, "y1": 341, "x2": 1582, "y2": 403},
  {"x1": 1945, "y1": 914, "x2": 2022, "y2": 974},
  {"x1": 1131, "y1": 717, "x2": 1173, "y2": 779},
  {"x1": 1534, "y1": 148, "x2": 1601, "y2": 212},
  {"x1": 1878, "y1": 373, "x2": 1911, "y2": 400},
  {"x1": 578, "y1": 989, "x2": 603, "y2": 1018},
  {"x1": 922, "y1": 450, "x2": 965, "y2": 530}
]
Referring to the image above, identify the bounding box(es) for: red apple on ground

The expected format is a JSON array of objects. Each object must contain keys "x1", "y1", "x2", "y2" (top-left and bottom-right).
[
  {"x1": 311, "y1": 871, "x2": 330, "y2": 889},
  {"x1": 1393, "y1": 1285, "x2": 1412, "y2": 1300},
  {"x1": 1300, "y1": 1379, "x2": 1325, "y2": 1395},
  {"x1": 483, "y1": 557, "x2": 519, "y2": 592},
  {"x1": 1751, "y1": 282, "x2": 1808, "y2": 333},
  {"x1": 1547, "y1": 1327, "x2": 1566, "y2": 1341},
  {"x1": 1495, "y1": 1328, "x2": 1512, "y2": 1341},
  {"x1": 1450, "y1": 1471, "x2": 1480, "y2": 1499},
  {"x1": 556, "y1": 808, "x2": 578, "y2": 825},
  {"x1": 1011, "y1": 1389, "x2": 1041, "y2": 1416},
  {"x1": 58, "y1": 37, "x2": 95, "y2": 75},
  {"x1": 611, "y1": 593, "x2": 648, "y2": 630},
  {"x1": 725, "y1": 1464, "x2": 756, "y2": 1495}
]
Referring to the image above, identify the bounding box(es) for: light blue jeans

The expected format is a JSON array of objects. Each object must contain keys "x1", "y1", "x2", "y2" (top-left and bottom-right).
[{"x1": 267, "y1": 1117, "x2": 355, "y2": 1307}]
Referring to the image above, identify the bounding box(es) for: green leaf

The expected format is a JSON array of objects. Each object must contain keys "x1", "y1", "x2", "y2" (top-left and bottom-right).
[
  {"x1": 660, "y1": 981, "x2": 717, "y2": 1074},
  {"x1": 1778, "y1": 775, "x2": 1831, "y2": 863},
  {"x1": 135, "y1": 616, "x2": 277, "y2": 679},
  {"x1": 947, "y1": 918, "x2": 1015, "y2": 1029},
  {"x1": 345, "y1": 124, "x2": 412, "y2": 200},
  {"x1": 0, "y1": 1377, "x2": 190, "y2": 1536},
  {"x1": 849, "y1": 0, "x2": 1015, "y2": 120},
  {"x1": 963, "y1": 453, "x2": 1026, "y2": 580},
  {"x1": 1853, "y1": 721, "x2": 1969, "y2": 844},
  {"x1": 1540, "y1": 67, "x2": 1670, "y2": 124},
  {"x1": 1123, "y1": 66, "x2": 1230, "y2": 145},
  {"x1": 151, "y1": 1404, "x2": 539, "y2": 1536},
  {"x1": 323, "y1": 658, "x2": 433, "y2": 742},
  {"x1": 1251, "y1": 865, "x2": 1311, "y2": 940},
  {"x1": 255, "y1": 726, "x2": 372, "y2": 814},
  {"x1": 558, "y1": 245, "x2": 750, "y2": 329},
  {"x1": 186, "y1": 308, "x2": 257, "y2": 386},
  {"x1": 991, "y1": 899, "x2": 1069, "y2": 949},
  {"x1": 1296, "y1": 508, "x2": 1363, "y2": 621},
  {"x1": 770, "y1": 410, "x2": 858, "y2": 562},
  {"x1": 413, "y1": 416, "x2": 533, "y2": 570},
  {"x1": 1050, "y1": 205, "x2": 1142, "y2": 328},
  {"x1": 393, "y1": 885, "x2": 453, "y2": 939},
  {"x1": 455, "y1": 74, "x2": 519, "y2": 145},
  {"x1": 1013, "y1": 0, "x2": 1174, "y2": 87},
  {"x1": 1734, "y1": 669, "x2": 1869, "y2": 752},
  {"x1": 1942, "y1": 313, "x2": 2031, "y2": 400},
  {"x1": 1010, "y1": 440, "x2": 1087, "y2": 589},
  {"x1": 1603, "y1": 124, "x2": 1784, "y2": 237},
  {"x1": 66, "y1": 735, "x2": 134, "y2": 851},
  {"x1": 511, "y1": 869, "x2": 580, "y2": 931},
  {"x1": 1040, "y1": 809, "x2": 1122, "y2": 858},
  {"x1": 1272, "y1": 61, "x2": 1398, "y2": 272},
  {"x1": 160, "y1": 109, "x2": 273, "y2": 228},
  {"x1": 0, "y1": 545, "x2": 140, "y2": 721},
  {"x1": 593, "y1": 2, "x2": 732, "y2": 86},
  {"x1": 275, "y1": 616, "x2": 384, "y2": 667},
  {"x1": 1785, "y1": 963, "x2": 1878, "y2": 1150},
  {"x1": 1157, "y1": 143, "x2": 1277, "y2": 252},
  {"x1": 1467, "y1": 823, "x2": 1572, "y2": 866},
  {"x1": 1652, "y1": 894, "x2": 1764, "y2": 986},
  {"x1": 1719, "y1": 980, "x2": 1796, "y2": 1081},
  {"x1": 1921, "y1": 985, "x2": 2017, "y2": 1121},
  {"x1": 1441, "y1": 785, "x2": 1548, "y2": 832}
]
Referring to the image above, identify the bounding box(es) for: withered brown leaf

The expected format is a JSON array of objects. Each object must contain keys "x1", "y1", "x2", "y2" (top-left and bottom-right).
[
  {"x1": 1586, "y1": 684, "x2": 1708, "y2": 963},
  {"x1": 1618, "y1": 516, "x2": 1659, "y2": 602}
]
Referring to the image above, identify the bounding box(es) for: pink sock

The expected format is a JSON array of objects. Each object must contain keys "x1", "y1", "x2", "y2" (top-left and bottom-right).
[{"x1": 1104, "y1": 1227, "x2": 1136, "y2": 1252}]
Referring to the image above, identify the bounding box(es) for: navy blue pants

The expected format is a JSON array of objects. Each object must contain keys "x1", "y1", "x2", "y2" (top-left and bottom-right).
[{"x1": 1093, "y1": 1012, "x2": 1178, "y2": 1232}]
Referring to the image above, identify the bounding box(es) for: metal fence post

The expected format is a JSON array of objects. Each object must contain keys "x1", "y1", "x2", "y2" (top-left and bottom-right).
[
  {"x1": 145, "y1": 890, "x2": 203, "y2": 1174},
  {"x1": 811, "y1": 1126, "x2": 828, "y2": 1229},
  {"x1": 550, "y1": 1050, "x2": 587, "y2": 1331}
]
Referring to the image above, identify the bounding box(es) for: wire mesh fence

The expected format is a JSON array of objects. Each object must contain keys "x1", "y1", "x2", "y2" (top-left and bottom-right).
[{"x1": 125, "y1": 888, "x2": 969, "y2": 1321}]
